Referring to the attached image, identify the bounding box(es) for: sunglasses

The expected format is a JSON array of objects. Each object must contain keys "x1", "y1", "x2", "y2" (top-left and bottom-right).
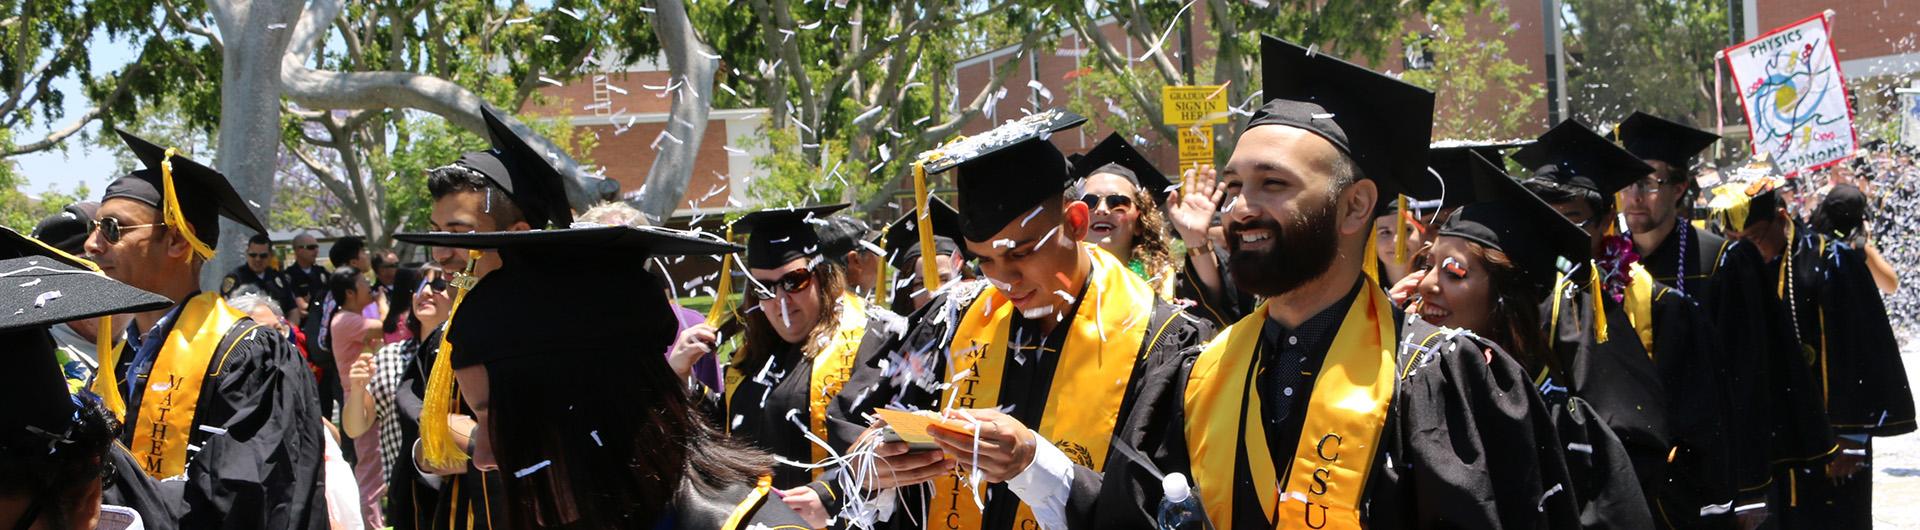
[
  {"x1": 417, "y1": 274, "x2": 449, "y2": 293},
  {"x1": 247, "y1": 252, "x2": 272, "y2": 259},
  {"x1": 93, "y1": 217, "x2": 163, "y2": 244},
  {"x1": 1079, "y1": 193, "x2": 1133, "y2": 211},
  {"x1": 297, "y1": 244, "x2": 320, "y2": 250},
  {"x1": 751, "y1": 268, "x2": 815, "y2": 300}
]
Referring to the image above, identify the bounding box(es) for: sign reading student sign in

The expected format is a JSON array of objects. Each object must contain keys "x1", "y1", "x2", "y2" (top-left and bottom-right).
[{"x1": 1161, "y1": 85, "x2": 1229, "y2": 126}]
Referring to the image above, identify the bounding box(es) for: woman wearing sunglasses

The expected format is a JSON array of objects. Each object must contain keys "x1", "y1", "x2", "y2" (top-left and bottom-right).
[
  {"x1": 667, "y1": 204, "x2": 906, "y2": 527},
  {"x1": 1391, "y1": 155, "x2": 1657, "y2": 528},
  {"x1": 1069, "y1": 134, "x2": 1178, "y2": 297},
  {"x1": 370, "y1": 266, "x2": 458, "y2": 529}
]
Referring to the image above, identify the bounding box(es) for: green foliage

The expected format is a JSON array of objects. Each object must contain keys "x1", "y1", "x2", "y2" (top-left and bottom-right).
[
  {"x1": 1564, "y1": 0, "x2": 1729, "y2": 126},
  {"x1": 1399, "y1": 0, "x2": 1546, "y2": 139}
]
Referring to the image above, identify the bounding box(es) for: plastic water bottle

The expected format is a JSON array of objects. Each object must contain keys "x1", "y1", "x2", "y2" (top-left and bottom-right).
[{"x1": 1156, "y1": 472, "x2": 1210, "y2": 530}]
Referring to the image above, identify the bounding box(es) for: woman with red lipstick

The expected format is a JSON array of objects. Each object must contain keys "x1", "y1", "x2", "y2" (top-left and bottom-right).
[{"x1": 1396, "y1": 150, "x2": 1657, "y2": 529}]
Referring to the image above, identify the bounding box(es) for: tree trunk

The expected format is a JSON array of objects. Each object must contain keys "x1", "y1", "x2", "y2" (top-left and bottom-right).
[
  {"x1": 631, "y1": 0, "x2": 717, "y2": 223},
  {"x1": 201, "y1": 0, "x2": 305, "y2": 290}
]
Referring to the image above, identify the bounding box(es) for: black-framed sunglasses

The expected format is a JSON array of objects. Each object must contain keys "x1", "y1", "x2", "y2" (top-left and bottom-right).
[
  {"x1": 1079, "y1": 193, "x2": 1134, "y2": 211},
  {"x1": 416, "y1": 273, "x2": 449, "y2": 293},
  {"x1": 92, "y1": 217, "x2": 163, "y2": 244},
  {"x1": 751, "y1": 268, "x2": 815, "y2": 300},
  {"x1": 297, "y1": 244, "x2": 320, "y2": 250},
  {"x1": 247, "y1": 252, "x2": 272, "y2": 259}
]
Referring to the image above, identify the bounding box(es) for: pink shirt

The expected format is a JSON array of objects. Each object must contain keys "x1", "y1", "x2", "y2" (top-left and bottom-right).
[{"x1": 328, "y1": 310, "x2": 386, "y2": 529}]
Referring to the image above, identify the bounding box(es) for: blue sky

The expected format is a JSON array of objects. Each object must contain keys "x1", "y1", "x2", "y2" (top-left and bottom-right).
[{"x1": 12, "y1": 32, "x2": 139, "y2": 200}]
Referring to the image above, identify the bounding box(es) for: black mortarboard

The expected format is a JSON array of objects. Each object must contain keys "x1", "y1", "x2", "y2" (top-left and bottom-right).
[
  {"x1": 920, "y1": 109, "x2": 1087, "y2": 242},
  {"x1": 392, "y1": 226, "x2": 742, "y2": 369},
  {"x1": 1370, "y1": 142, "x2": 1528, "y2": 219},
  {"x1": 731, "y1": 203, "x2": 851, "y2": 269},
  {"x1": 1, "y1": 256, "x2": 171, "y2": 450},
  {"x1": 1613, "y1": 112, "x2": 1720, "y2": 170},
  {"x1": 1070, "y1": 133, "x2": 1174, "y2": 204},
  {"x1": 815, "y1": 216, "x2": 872, "y2": 265},
  {"x1": 1, "y1": 227, "x2": 94, "y2": 271},
  {"x1": 1512, "y1": 120, "x2": 1653, "y2": 195},
  {"x1": 447, "y1": 108, "x2": 576, "y2": 229},
  {"x1": 1437, "y1": 151, "x2": 1591, "y2": 292},
  {"x1": 880, "y1": 197, "x2": 965, "y2": 267},
  {"x1": 1252, "y1": 35, "x2": 1436, "y2": 199},
  {"x1": 104, "y1": 130, "x2": 270, "y2": 252},
  {"x1": 30, "y1": 202, "x2": 98, "y2": 256}
]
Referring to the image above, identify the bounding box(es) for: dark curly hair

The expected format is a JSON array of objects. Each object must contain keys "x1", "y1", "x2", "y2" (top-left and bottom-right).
[{"x1": 0, "y1": 391, "x2": 120, "y2": 530}]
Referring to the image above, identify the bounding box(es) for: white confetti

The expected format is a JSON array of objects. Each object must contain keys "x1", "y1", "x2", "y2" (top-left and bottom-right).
[
  {"x1": 514, "y1": 460, "x2": 552, "y2": 478},
  {"x1": 33, "y1": 290, "x2": 62, "y2": 308}
]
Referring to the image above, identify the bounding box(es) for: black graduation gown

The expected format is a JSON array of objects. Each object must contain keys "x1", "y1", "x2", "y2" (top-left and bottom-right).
[
  {"x1": 389, "y1": 328, "x2": 507, "y2": 530},
  {"x1": 1175, "y1": 252, "x2": 1257, "y2": 327},
  {"x1": 1543, "y1": 275, "x2": 1670, "y2": 500},
  {"x1": 657, "y1": 475, "x2": 815, "y2": 529},
  {"x1": 1704, "y1": 240, "x2": 1836, "y2": 503},
  {"x1": 1080, "y1": 304, "x2": 1582, "y2": 529},
  {"x1": 101, "y1": 442, "x2": 180, "y2": 530},
  {"x1": 1764, "y1": 227, "x2": 1915, "y2": 529},
  {"x1": 114, "y1": 303, "x2": 328, "y2": 529},
  {"x1": 1535, "y1": 370, "x2": 1657, "y2": 530},
  {"x1": 1640, "y1": 221, "x2": 1730, "y2": 302},
  {"x1": 701, "y1": 308, "x2": 906, "y2": 491},
  {"x1": 836, "y1": 280, "x2": 1214, "y2": 530}
]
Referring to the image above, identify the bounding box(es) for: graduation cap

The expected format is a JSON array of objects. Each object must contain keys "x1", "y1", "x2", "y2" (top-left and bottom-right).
[
  {"x1": 814, "y1": 216, "x2": 873, "y2": 266},
  {"x1": 1437, "y1": 151, "x2": 1591, "y2": 293},
  {"x1": 1254, "y1": 35, "x2": 1436, "y2": 199},
  {"x1": 1613, "y1": 112, "x2": 1720, "y2": 172},
  {"x1": 30, "y1": 202, "x2": 98, "y2": 257},
  {"x1": 1, "y1": 227, "x2": 95, "y2": 271},
  {"x1": 879, "y1": 197, "x2": 965, "y2": 268},
  {"x1": 1707, "y1": 176, "x2": 1785, "y2": 231},
  {"x1": 728, "y1": 203, "x2": 850, "y2": 269},
  {"x1": 918, "y1": 109, "x2": 1087, "y2": 242},
  {"x1": 446, "y1": 108, "x2": 576, "y2": 229},
  {"x1": 1511, "y1": 120, "x2": 1653, "y2": 196},
  {"x1": 104, "y1": 130, "x2": 270, "y2": 259},
  {"x1": 392, "y1": 226, "x2": 742, "y2": 370},
  {"x1": 1070, "y1": 133, "x2": 1174, "y2": 204},
  {"x1": 1, "y1": 256, "x2": 172, "y2": 452}
]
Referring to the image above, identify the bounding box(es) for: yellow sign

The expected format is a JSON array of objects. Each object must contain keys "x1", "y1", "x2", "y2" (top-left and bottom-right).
[
  {"x1": 1162, "y1": 85, "x2": 1229, "y2": 126},
  {"x1": 1178, "y1": 127, "x2": 1214, "y2": 169}
]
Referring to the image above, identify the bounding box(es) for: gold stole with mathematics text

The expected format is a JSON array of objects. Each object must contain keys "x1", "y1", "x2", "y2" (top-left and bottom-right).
[
  {"x1": 1183, "y1": 279, "x2": 1397, "y2": 530},
  {"x1": 930, "y1": 245, "x2": 1151, "y2": 530},
  {"x1": 122, "y1": 292, "x2": 254, "y2": 478}
]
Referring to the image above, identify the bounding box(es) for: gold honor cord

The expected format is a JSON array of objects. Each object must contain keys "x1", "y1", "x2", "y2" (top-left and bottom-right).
[
  {"x1": 421, "y1": 249, "x2": 483, "y2": 469},
  {"x1": 159, "y1": 148, "x2": 215, "y2": 261}
]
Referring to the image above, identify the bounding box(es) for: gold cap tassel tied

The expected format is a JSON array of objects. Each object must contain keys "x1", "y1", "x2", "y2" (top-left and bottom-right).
[{"x1": 420, "y1": 250, "x2": 483, "y2": 469}]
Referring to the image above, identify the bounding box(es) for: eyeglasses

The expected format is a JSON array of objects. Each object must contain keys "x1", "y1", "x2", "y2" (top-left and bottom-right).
[
  {"x1": 247, "y1": 252, "x2": 272, "y2": 259},
  {"x1": 1079, "y1": 193, "x2": 1134, "y2": 211},
  {"x1": 93, "y1": 217, "x2": 163, "y2": 244},
  {"x1": 297, "y1": 244, "x2": 320, "y2": 251},
  {"x1": 751, "y1": 268, "x2": 815, "y2": 300}
]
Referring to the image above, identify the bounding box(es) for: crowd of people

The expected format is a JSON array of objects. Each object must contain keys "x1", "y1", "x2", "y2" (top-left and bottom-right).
[{"x1": 2, "y1": 34, "x2": 1916, "y2": 530}]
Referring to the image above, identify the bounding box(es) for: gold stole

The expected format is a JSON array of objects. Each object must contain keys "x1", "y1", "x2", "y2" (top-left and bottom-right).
[
  {"x1": 723, "y1": 295, "x2": 871, "y2": 479},
  {"x1": 126, "y1": 292, "x2": 252, "y2": 478},
  {"x1": 1183, "y1": 279, "x2": 1397, "y2": 530},
  {"x1": 1549, "y1": 264, "x2": 1657, "y2": 356},
  {"x1": 932, "y1": 246, "x2": 1151, "y2": 530}
]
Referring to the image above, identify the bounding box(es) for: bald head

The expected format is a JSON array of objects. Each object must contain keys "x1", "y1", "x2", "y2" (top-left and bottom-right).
[{"x1": 293, "y1": 234, "x2": 319, "y2": 267}]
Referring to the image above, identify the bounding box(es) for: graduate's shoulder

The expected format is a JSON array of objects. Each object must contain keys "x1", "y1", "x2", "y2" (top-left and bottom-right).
[
  {"x1": 210, "y1": 316, "x2": 305, "y2": 375},
  {"x1": 1394, "y1": 317, "x2": 1519, "y2": 381}
]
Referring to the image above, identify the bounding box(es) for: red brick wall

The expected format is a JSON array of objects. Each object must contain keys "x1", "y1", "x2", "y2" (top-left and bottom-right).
[
  {"x1": 1755, "y1": 0, "x2": 1920, "y2": 63},
  {"x1": 522, "y1": 71, "x2": 679, "y2": 117},
  {"x1": 572, "y1": 119, "x2": 738, "y2": 209}
]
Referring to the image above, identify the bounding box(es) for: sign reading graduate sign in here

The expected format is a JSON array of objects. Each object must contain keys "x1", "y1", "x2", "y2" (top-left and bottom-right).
[{"x1": 1723, "y1": 12, "x2": 1858, "y2": 176}]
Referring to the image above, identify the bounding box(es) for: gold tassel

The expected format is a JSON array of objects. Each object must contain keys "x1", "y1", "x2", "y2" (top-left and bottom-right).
[
  {"x1": 1392, "y1": 195, "x2": 1409, "y2": 264},
  {"x1": 912, "y1": 162, "x2": 941, "y2": 292},
  {"x1": 873, "y1": 235, "x2": 891, "y2": 308},
  {"x1": 1590, "y1": 263, "x2": 1610, "y2": 344},
  {"x1": 707, "y1": 226, "x2": 737, "y2": 326},
  {"x1": 159, "y1": 148, "x2": 214, "y2": 261},
  {"x1": 420, "y1": 250, "x2": 482, "y2": 469},
  {"x1": 93, "y1": 316, "x2": 125, "y2": 418}
]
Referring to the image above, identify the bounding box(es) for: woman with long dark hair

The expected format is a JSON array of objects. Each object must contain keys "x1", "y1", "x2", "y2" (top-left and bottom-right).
[
  {"x1": 396, "y1": 225, "x2": 811, "y2": 528},
  {"x1": 1394, "y1": 151, "x2": 1655, "y2": 528},
  {"x1": 667, "y1": 204, "x2": 907, "y2": 526}
]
